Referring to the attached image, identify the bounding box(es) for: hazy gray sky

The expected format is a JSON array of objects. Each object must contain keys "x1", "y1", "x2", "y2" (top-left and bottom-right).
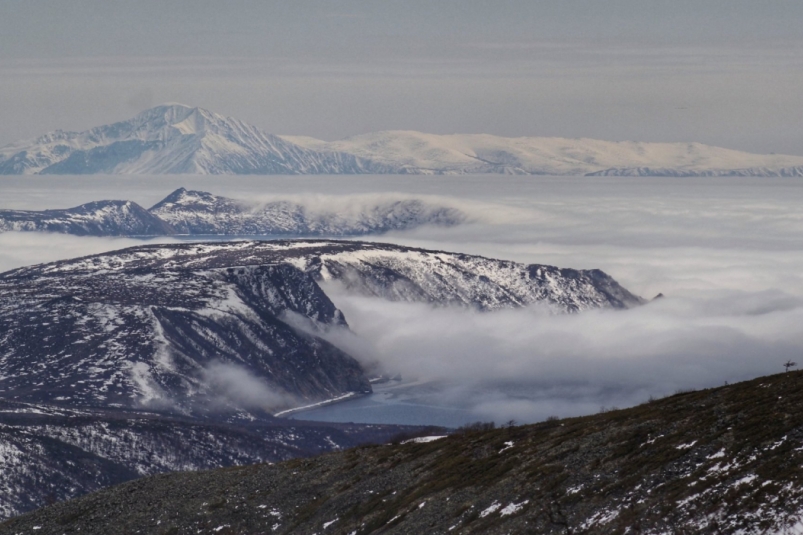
[{"x1": 1, "y1": 0, "x2": 802, "y2": 154}]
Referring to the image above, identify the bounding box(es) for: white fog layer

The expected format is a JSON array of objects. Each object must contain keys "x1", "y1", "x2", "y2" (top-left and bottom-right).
[{"x1": 2, "y1": 175, "x2": 801, "y2": 424}]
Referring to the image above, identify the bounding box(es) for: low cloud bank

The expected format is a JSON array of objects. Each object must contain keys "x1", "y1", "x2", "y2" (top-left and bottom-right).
[
  {"x1": 4, "y1": 176, "x2": 803, "y2": 424},
  {"x1": 323, "y1": 284, "x2": 803, "y2": 423}
]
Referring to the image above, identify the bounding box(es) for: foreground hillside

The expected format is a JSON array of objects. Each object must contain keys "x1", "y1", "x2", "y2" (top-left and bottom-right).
[
  {"x1": 0, "y1": 401, "x2": 422, "y2": 520},
  {"x1": 5, "y1": 371, "x2": 803, "y2": 534}
]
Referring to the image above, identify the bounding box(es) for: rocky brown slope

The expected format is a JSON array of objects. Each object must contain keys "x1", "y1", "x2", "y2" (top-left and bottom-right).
[{"x1": 5, "y1": 371, "x2": 803, "y2": 534}]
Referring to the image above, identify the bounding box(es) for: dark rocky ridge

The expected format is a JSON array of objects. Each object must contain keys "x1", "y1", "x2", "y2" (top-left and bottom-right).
[
  {"x1": 0, "y1": 187, "x2": 466, "y2": 237},
  {"x1": 4, "y1": 371, "x2": 803, "y2": 534},
  {"x1": 0, "y1": 200, "x2": 175, "y2": 236}
]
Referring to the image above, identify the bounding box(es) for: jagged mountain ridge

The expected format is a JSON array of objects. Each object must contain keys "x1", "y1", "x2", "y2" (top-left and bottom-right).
[
  {"x1": 2, "y1": 104, "x2": 803, "y2": 175},
  {"x1": 6, "y1": 371, "x2": 803, "y2": 534},
  {"x1": 148, "y1": 187, "x2": 466, "y2": 236},
  {"x1": 0, "y1": 187, "x2": 466, "y2": 237}
]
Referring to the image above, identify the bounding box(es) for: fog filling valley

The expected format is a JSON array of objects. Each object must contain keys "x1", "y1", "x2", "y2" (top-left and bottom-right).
[{"x1": 2, "y1": 175, "x2": 802, "y2": 425}]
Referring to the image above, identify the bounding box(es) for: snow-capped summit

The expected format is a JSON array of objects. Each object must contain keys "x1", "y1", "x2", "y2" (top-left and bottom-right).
[
  {"x1": 3, "y1": 104, "x2": 803, "y2": 175},
  {"x1": 0, "y1": 104, "x2": 388, "y2": 175}
]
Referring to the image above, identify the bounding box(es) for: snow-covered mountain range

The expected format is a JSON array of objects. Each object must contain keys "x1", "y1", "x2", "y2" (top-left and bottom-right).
[
  {"x1": 0, "y1": 105, "x2": 390, "y2": 175},
  {"x1": 0, "y1": 187, "x2": 466, "y2": 236},
  {"x1": 2, "y1": 103, "x2": 802, "y2": 176}
]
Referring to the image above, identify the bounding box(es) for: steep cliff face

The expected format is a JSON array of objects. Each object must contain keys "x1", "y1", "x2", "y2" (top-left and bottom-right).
[
  {"x1": 304, "y1": 243, "x2": 644, "y2": 311},
  {"x1": 0, "y1": 260, "x2": 368, "y2": 416},
  {"x1": 6, "y1": 371, "x2": 803, "y2": 535}
]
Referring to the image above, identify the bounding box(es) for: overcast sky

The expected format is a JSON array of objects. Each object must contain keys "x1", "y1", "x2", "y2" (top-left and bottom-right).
[{"x1": 1, "y1": 0, "x2": 802, "y2": 154}]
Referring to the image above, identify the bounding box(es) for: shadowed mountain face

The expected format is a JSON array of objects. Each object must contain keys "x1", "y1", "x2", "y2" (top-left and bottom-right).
[
  {"x1": 0, "y1": 261, "x2": 368, "y2": 414},
  {"x1": 3, "y1": 104, "x2": 803, "y2": 176},
  {"x1": 0, "y1": 239, "x2": 641, "y2": 416},
  {"x1": 0, "y1": 187, "x2": 467, "y2": 237},
  {"x1": 4, "y1": 371, "x2": 803, "y2": 535}
]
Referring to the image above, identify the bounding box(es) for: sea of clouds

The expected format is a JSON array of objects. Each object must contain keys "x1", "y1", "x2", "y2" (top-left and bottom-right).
[{"x1": 2, "y1": 174, "x2": 802, "y2": 424}]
